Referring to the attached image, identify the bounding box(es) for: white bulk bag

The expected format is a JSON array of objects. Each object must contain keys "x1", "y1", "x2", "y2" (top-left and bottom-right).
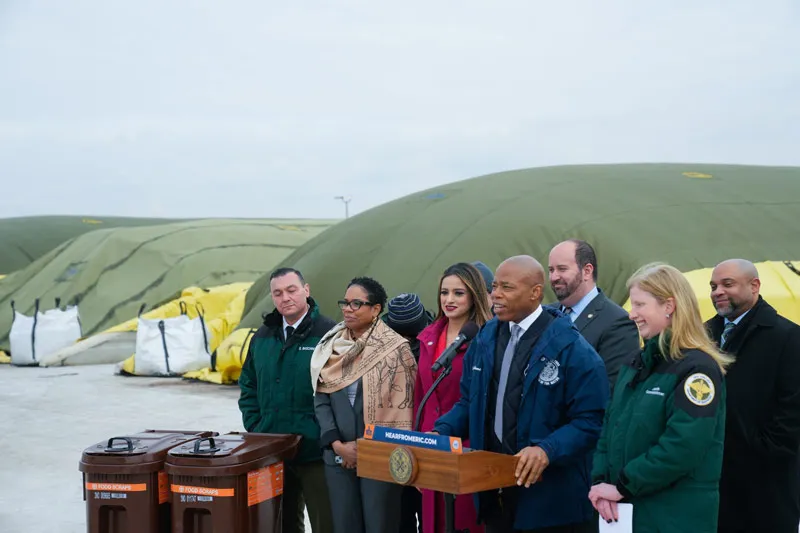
[
  {"x1": 9, "y1": 298, "x2": 83, "y2": 366},
  {"x1": 8, "y1": 311, "x2": 36, "y2": 366},
  {"x1": 133, "y1": 305, "x2": 210, "y2": 376}
]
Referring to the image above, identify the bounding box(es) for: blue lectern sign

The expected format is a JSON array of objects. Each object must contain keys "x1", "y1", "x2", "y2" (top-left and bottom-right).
[{"x1": 363, "y1": 424, "x2": 463, "y2": 454}]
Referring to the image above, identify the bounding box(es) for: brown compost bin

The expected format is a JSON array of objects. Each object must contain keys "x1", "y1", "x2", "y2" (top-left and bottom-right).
[
  {"x1": 79, "y1": 429, "x2": 215, "y2": 533},
  {"x1": 165, "y1": 432, "x2": 301, "y2": 533}
]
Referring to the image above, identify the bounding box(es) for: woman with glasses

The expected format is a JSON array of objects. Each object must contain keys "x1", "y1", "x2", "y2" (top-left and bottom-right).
[
  {"x1": 415, "y1": 262, "x2": 492, "y2": 533},
  {"x1": 311, "y1": 276, "x2": 418, "y2": 533}
]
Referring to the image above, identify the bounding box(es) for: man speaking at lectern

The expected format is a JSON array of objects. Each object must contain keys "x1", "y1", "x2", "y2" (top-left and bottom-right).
[{"x1": 434, "y1": 255, "x2": 609, "y2": 533}]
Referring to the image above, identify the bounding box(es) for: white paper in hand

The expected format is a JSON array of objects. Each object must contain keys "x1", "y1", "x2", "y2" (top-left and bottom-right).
[{"x1": 598, "y1": 503, "x2": 633, "y2": 532}]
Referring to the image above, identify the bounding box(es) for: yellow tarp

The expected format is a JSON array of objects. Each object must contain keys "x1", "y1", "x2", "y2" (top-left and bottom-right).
[
  {"x1": 183, "y1": 327, "x2": 257, "y2": 385},
  {"x1": 108, "y1": 282, "x2": 251, "y2": 334},
  {"x1": 623, "y1": 260, "x2": 800, "y2": 325},
  {"x1": 0, "y1": 350, "x2": 9, "y2": 364},
  {"x1": 117, "y1": 282, "x2": 252, "y2": 375}
]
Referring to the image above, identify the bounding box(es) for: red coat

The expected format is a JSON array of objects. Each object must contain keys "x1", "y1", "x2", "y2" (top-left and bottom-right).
[{"x1": 415, "y1": 318, "x2": 484, "y2": 533}]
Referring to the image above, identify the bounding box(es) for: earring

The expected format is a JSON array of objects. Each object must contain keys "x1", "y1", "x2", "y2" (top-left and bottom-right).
[{"x1": 665, "y1": 313, "x2": 671, "y2": 318}]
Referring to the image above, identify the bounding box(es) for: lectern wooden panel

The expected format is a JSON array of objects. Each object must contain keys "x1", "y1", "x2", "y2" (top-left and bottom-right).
[{"x1": 357, "y1": 438, "x2": 518, "y2": 495}]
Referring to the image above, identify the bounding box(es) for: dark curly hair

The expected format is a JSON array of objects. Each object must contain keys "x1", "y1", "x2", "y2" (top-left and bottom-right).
[{"x1": 347, "y1": 276, "x2": 388, "y2": 314}]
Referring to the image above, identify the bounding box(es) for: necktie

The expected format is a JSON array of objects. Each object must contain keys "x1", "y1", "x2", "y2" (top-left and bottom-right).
[
  {"x1": 720, "y1": 322, "x2": 735, "y2": 347},
  {"x1": 285, "y1": 326, "x2": 295, "y2": 341},
  {"x1": 495, "y1": 324, "x2": 523, "y2": 441},
  {"x1": 562, "y1": 306, "x2": 574, "y2": 321}
]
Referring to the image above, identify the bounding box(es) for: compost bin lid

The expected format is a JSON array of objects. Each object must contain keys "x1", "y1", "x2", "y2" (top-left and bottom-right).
[
  {"x1": 166, "y1": 432, "x2": 301, "y2": 467},
  {"x1": 81, "y1": 429, "x2": 215, "y2": 466}
]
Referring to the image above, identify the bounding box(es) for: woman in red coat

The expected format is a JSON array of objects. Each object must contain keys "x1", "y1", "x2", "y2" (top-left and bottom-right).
[{"x1": 415, "y1": 262, "x2": 493, "y2": 533}]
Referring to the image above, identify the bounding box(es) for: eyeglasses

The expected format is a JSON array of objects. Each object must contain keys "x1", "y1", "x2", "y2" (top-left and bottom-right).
[{"x1": 337, "y1": 299, "x2": 373, "y2": 311}]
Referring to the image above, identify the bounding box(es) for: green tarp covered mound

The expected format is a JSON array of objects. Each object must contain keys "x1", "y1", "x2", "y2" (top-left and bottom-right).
[
  {"x1": 0, "y1": 218, "x2": 337, "y2": 350},
  {"x1": 0, "y1": 215, "x2": 191, "y2": 274},
  {"x1": 240, "y1": 163, "x2": 800, "y2": 327}
]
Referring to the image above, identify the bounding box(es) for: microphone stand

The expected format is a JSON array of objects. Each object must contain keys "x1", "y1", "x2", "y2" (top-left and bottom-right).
[
  {"x1": 414, "y1": 362, "x2": 466, "y2": 533},
  {"x1": 414, "y1": 364, "x2": 451, "y2": 433}
]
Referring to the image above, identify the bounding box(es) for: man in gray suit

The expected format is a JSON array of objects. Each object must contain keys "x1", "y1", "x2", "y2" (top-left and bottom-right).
[{"x1": 548, "y1": 239, "x2": 640, "y2": 393}]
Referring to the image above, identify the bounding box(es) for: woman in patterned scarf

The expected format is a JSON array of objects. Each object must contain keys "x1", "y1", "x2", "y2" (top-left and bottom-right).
[{"x1": 312, "y1": 276, "x2": 418, "y2": 533}]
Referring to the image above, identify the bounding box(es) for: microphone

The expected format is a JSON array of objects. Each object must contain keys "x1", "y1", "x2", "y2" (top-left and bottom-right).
[{"x1": 431, "y1": 321, "x2": 480, "y2": 372}]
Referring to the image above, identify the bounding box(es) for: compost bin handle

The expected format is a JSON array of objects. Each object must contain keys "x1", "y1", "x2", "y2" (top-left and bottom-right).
[
  {"x1": 105, "y1": 437, "x2": 134, "y2": 452},
  {"x1": 193, "y1": 437, "x2": 221, "y2": 454}
]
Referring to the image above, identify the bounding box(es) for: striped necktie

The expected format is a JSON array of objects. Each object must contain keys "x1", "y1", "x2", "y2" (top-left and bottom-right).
[{"x1": 721, "y1": 322, "x2": 735, "y2": 348}]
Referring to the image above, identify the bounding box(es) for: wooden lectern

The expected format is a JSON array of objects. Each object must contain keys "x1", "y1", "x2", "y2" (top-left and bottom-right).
[
  {"x1": 357, "y1": 438, "x2": 518, "y2": 494},
  {"x1": 357, "y1": 427, "x2": 519, "y2": 533}
]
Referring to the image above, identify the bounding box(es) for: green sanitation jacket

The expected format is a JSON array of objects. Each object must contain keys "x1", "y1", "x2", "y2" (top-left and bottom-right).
[
  {"x1": 591, "y1": 335, "x2": 726, "y2": 532},
  {"x1": 238, "y1": 298, "x2": 335, "y2": 464}
]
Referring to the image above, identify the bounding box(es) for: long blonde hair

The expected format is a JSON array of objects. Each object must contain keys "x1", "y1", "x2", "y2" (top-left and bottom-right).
[{"x1": 627, "y1": 262, "x2": 733, "y2": 373}]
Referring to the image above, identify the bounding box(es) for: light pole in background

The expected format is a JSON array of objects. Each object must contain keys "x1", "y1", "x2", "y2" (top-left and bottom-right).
[{"x1": 334, "y1": 196, "x2": 351, "y2": 219}]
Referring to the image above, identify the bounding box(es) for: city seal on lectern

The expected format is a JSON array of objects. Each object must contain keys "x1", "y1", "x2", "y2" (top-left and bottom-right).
[{"x1": 388, "y1": 446, "x2": 418, "y2": 485}]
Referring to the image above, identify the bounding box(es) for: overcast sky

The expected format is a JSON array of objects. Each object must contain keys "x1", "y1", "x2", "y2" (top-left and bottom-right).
[{"x1": 2, "y1": 1, "x2": 799, "y2": 219}]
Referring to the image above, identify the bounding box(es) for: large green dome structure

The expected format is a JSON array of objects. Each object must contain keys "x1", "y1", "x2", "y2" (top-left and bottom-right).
[
  {"x1": 0, "y1": 218, "x2": 336, "y2": 349},
  {"x1": 0, "y1": 215, "x2": 191, "y2": 274},
  {"x1": 240, "y1": 163, "x2": 800, "y2": 328}
]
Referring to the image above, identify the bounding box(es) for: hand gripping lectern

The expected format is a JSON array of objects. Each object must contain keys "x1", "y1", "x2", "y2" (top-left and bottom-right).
[{"x1": 357, "y1": 425, "x2": 518, "y2": 533}]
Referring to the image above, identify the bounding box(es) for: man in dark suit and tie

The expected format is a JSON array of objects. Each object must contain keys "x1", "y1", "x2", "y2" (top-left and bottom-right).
[
  {"x1": 547, "y1": 240, "x2": 640, "y2": 393},
  {"x1": 707, "y1": 258, "x2": 800, "y2": 533}
]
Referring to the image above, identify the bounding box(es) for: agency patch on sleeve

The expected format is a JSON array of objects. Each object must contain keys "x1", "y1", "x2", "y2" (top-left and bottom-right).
[{"x1": 684, "y1": 373, "x2": 715, "y2": 406}]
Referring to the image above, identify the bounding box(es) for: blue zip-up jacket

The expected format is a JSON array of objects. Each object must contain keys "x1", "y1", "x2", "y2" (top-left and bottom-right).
[{"x1": 434, "y1": 308, "x2": 609, "y2": 530}]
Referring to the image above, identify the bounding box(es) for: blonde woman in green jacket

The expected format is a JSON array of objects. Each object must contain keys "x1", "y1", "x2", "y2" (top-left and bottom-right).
[{"x1": 589, "y1": 263, "x2": 733, "y2": 532}]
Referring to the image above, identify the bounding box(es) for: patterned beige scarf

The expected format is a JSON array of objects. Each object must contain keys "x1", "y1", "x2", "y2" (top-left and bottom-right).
[{"x1": 310, "y1": 319, "x2": 417, "y2": 430}]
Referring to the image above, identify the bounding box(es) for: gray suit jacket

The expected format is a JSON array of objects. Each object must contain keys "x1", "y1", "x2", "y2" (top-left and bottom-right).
[
  {"x1": 314, "y1": 379, "x2": 365, "y2": 466},
  {"x1": 549, "y1": 289, "x2": 640, "y2": 393},
  {"x1": 313, "y1": 380, "x2": 405, "y2": 533}
]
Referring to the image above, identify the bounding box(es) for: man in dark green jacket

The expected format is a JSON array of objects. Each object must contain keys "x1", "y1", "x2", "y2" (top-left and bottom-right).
[{"x1": 238, "y1": 267, "x2": 336, "y2": 533}]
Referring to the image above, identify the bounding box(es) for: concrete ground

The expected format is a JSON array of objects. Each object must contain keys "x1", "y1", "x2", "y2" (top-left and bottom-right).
[{"x1": 0, "y1": 363, "x2": 312, "y2": 533}]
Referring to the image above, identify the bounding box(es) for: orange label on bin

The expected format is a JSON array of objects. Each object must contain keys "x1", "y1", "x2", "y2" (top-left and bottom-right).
[
  {"x1": 85, "y1": 482, "x2": 147, "y2": 492},
  {"x1": 247, "y1": 462, "x2": 284, "y2": 506},
  {"x1": 158, "y1": 471, "x2": 169, "y2": 504},
  {"x1": 171, "y1": 484, "x2": 235, "y2": 497}
]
